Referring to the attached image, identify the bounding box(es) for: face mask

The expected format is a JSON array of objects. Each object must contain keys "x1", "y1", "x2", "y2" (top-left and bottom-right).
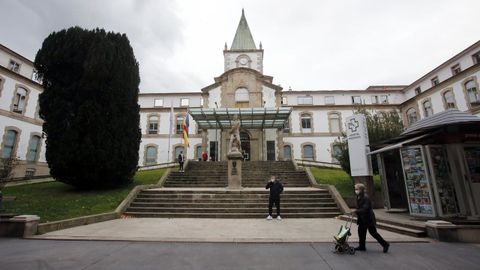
[{"x1": 355, "y1": 190, "x2": 360, "y2": 195}]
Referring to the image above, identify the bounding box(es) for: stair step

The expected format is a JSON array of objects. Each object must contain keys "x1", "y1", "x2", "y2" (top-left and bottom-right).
[{"x1": 123, "y1": 212, "x2": 341, "y2": 218}]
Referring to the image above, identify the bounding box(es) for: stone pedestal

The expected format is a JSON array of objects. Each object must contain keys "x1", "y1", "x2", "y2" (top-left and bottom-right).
[
  {"x1": 425, "y1": 220, "x2": 458, "y2": 242},
  {"x1": 0, "y1": 214, "x2": 40, "y2": 237},
  {"x1": 227, "y1": 151, "x2": 243, "y2": 189}
]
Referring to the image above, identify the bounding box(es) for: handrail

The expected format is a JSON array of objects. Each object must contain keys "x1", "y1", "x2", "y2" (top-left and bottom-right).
[{"x1": 294, "y1": 159, "x2": 341, "y2": 169}]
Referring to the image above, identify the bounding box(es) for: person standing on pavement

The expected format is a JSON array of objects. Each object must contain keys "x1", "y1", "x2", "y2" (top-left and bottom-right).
[
  {"x1": 178, "y1": 151, "x2": 185, "y2": 172},
  {"x1": 353, "y1": 183, "x2": 390, "y2": 253},
  {"x1": 202, "y1": 151, "x2": 208, "y2": 162},
  {"x1": 266, "y1": 175, "x2": 284, "y2": 220}
]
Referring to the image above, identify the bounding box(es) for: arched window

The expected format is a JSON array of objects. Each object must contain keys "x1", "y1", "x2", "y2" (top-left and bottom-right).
[
  {"x1": 196, "y1": 145, "x2": 202, "y2": 160},
  {"x1": 422, "y1": 100, "x2": 433, "y2": 117},
  {"x1": 235, "y1": 88, "x2": 249, "y2": 102},
  {"x1": 283, "y1": 145, "x2": 292, "y2": 160},
  {"x1": 148, "y1": 115, "x2": 159, "y2": 134},
  {"x1": 145, "y1": 146, "x2": 157, "y2": 165},
  {"x1": 302, "y1": 145, "x2": 314, "y2": 160},
  {"x1": 175, "y1": 146, "x2": 185, "y2": 161},
  {"x1": 406, "y1": 108, "x2": 417, "y2": 125},
  {"x1": 443, "y1": 90, "x2": 456, "y2": 109},
  {"x1": 12, "y1": 87, "x2": 28, "y2": 114},
  {"x1": 2, "y1": 130, "x2": 18, "y2": 158},
  {"x1": 465, "y1": 80, "x2": 479, "y2": 104},
  {"x1": 27, "y1": 135, "x2": 41, "y2": 162},
  {"x1": 300, "y1": 113, "x2": 312, "y2": 131},
  {"x1": 328, "y1": 112, "x2": 341, "y2": 133}
]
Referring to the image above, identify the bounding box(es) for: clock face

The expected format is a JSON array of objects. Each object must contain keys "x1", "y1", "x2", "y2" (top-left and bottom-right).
[{"x1": 239, "y1": 58, "x2": 248, "y2": 65}]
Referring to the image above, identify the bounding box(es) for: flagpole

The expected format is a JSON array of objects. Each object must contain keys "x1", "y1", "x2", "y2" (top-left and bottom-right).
[{"x1": 167, "y1": 100, "x2": 173, "y2": 163}]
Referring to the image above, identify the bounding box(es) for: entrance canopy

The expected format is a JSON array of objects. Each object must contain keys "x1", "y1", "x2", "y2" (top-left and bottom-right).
[{"x1": 188, "y1": 107, "x2": 292, "y2": 129}]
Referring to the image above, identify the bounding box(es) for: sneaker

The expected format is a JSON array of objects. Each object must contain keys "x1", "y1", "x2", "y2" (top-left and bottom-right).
[
  {"x1": 383, "y1": 243, "x2": 390, "y2": 253},
  {"x1": 266, "y1": 215, "x2": 273, "y2": 220},
  {"x1": 277, "y1": 216, "x2": 282, "y2": 220}
]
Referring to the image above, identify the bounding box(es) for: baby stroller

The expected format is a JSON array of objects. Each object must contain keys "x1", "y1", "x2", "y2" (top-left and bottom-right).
[{"x1": 333, "y1": 213, "x2": 355, "y2": 255}]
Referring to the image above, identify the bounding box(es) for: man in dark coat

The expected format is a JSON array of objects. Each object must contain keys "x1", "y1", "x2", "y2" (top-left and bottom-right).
[
  {"x1": 354, "y1": 183, "x2": 390, "y2": 252},
  {"x1": 266, "y1": 175, "x2": 284, "y2": 220},
  {"x1": 178, "y1": 151, "x2": 185, "y2": 172}
]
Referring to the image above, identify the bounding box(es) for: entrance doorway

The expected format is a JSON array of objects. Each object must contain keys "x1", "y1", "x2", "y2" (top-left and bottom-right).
[
  {"x1": 267, "y1": 141, "x2": 275, "y2": 161},
  {"x1": 383, "y1": 150, "x2": 408, "y2": 209},
  {"x1": 240, "y1": 131, "x2": 250, "y2": 161}
]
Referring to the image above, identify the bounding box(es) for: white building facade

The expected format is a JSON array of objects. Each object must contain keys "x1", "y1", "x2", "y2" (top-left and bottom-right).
[{"x1": 1, "y1": 11, "x2": 479, "y2": 177}]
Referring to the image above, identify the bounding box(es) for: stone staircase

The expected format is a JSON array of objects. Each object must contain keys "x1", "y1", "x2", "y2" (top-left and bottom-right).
[
  {"x1": 124, "y1": 160, "x2": 342, "y2": 218},
  {"x1": 124, "y1": 189, "x2": 341, "y2": 218}
]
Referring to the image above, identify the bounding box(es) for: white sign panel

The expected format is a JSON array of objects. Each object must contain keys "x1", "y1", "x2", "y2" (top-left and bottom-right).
[{"x1": 346, "y1": 114, "x2": 373, "y2": 176}]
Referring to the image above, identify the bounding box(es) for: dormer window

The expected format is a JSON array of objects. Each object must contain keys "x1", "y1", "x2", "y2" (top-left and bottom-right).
[
  {"x1": 431, "y1": 76, "x2": 440, "y2": 86},
  {"x1": 8, "y1": 60, "x2": 20, "y2": 73},
  {"x1": 451, "y1": 64, "x2": 462, "y2": 75},
  {"x1": 415, "y1": 87, "x2": 421, "y2": 95}
]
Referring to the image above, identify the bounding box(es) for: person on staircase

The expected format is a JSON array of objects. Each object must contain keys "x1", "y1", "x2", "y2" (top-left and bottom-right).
[
  {"x1": 353, "y1": 183, "x2": 390, "y2": 253},
  {"x1": 266, "y1": 175, "x2": 283, "y2": 220},
  {"x1": 178, "y1": 151, "x2": 185, "y2": 172}
]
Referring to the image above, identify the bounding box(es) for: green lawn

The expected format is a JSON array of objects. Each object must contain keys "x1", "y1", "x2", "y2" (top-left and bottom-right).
[
  {"x1": 2, "y1": 168, "x2": 165, "y2": 223},
  {"x1": 310, "y1": 167, "x2": 381, "y2": 197}
]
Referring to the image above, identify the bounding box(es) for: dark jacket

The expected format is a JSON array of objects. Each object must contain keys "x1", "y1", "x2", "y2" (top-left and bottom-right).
[
  {"x1": 266, "y1": 180, "x2": 284, "y2": 198},
  {"x1": 355, "y1": 192, "x2": 376, "y2": 227},
  {"x1": 178, "y1": 154, "x2": 184, "y2": 163}
]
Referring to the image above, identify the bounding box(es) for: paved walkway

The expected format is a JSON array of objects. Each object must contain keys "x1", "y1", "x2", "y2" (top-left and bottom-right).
[
  {"x1": 1, "y1": 239, "x2": 479, "y2": 270},
  {"x1": 33, "y1": 217, "x2": 425, "y2": 243}
]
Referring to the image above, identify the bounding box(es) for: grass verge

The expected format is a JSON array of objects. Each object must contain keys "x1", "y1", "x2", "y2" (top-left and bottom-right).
[
  {"x1": 310, "y1": 167, "x2": 381, "y2": 197},
  {"x1": 2, "y1": 168, "x2": 165, "y2": 223}
]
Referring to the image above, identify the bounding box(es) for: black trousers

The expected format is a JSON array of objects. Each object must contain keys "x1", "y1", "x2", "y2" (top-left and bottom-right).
[
  {"x1": 268, "y1": 197, "x2": 281, "y2": 216},
  {"x1": 179, "y1": 162, "x2": 184, "y2": 171},
  {"x1": 358, "y1": 224, "x2": 388, "y2": 249}
]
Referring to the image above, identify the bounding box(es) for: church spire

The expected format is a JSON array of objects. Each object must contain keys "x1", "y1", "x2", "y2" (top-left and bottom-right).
[{"x1": 230, "y1": 9, "x2": 257, "y2": 50}]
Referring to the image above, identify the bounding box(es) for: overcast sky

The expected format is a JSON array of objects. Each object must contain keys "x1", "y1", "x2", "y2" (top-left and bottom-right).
[{"x1": 1, "y1": 0, "x2": 479, "y2": 93}]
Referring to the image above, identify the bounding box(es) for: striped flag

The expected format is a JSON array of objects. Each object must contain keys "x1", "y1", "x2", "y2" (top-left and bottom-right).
[{"x1": 182, "y1": 113, "x2": 190, "y2": 147}]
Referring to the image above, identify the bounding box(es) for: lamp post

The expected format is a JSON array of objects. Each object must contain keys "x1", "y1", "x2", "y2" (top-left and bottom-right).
[{"x1": 215, "y1": 101, "x2": 218, "y2": 161}]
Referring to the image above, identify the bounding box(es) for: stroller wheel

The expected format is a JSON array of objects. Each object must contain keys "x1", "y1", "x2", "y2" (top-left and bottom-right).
[
  {"x1": 348, "y1": 247, "x2": 355, "y2": 255},
  {"x1": 335, "y1": 244, "x2": 344, "y2": 253}
]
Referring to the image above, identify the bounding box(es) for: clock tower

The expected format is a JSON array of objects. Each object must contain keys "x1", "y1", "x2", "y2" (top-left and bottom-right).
[{"x1": 224, "y1": 9, "x2": 264, "y2": 74}]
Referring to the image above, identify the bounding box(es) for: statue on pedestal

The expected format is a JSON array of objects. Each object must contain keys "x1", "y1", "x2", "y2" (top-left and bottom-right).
[{"x1": 229, "y1": 115, "x2": 242, "y2": 153}]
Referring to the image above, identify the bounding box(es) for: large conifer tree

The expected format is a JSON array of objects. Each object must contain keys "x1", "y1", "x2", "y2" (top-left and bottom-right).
[{"x1": 34, "y1": 27, "x2": 141, "y2": 189}]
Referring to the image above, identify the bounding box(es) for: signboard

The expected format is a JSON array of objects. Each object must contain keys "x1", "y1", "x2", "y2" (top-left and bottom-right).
[
  {"x1": 346, "y1": 114, "x2": 373, "y2": 176},
  {"x1": 400, "y1": 146, "x2": 436, "y2": 217}
]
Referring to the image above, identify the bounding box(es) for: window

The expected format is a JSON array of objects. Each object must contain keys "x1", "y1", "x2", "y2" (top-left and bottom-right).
[
  {"x1": 465, "y1": 80, "x2": 479, "y2": 104},
  {"x1": 283, "y1": 145, "x2": 292, "y2": 160},
  {"x1": 176, "y1": 115, "x2": 184, "y2": 134},
  {"x1": 351, "y1": 96, "x2": 361, "y2": 104},
  {"x1": 180, "y1": 98, "x2": 189, "y2": 107},
  {"x1": 196, "y1": 145, "x2": 202, "y2": 160},
  {"x1": 145, "y1": 146, "x2": 157, "y2": 165},
  {"x1": 283, "y1": 118, "x2": 290, "y2": 134},
  {"x1": 472, "y1": 51, "x2": 480, "y2": 64},
  {"x1": 302, "y1": 145, "x2": 314, "y2": 160},
  {"x1": 27, "y1": 135, "x2": 41, "y2": 162},
  {"x1": 451, "y1": 64, "x2": 462, "y2": 75},
  {"x1": 300, "y1": 113, "x2": 312, "y2": 130},
  {"x1": 148, "y1": 115, "x2": 159, "y2": 134},
  {"x1": 200, "y1": 97, "x2": 204, "y2": 107},
  {"x1": 154, "y1": 99, "x2": 164, "y2": 107},
  {"x1": 282, "y1": 96, "x2": 288, "y2": 105},
  {"x1": 328, "y1": 112, "x2": 341, "y2": 133},
  {"x1": 235, "y1": 88, "x2": 249, "y2": 102},
  {"x1": 406, "y1": 108, "x2": 417, "y2": 125},
  {"x1": 8, "y1": 60, "x2": 20, "y2": 72},
  {"x1": 1, "y1": 130, "x2": 18, "y2": 158},
  {"x1": 332, "y1": 144, "x2": 342, "y2": 163},
  {"x1": 415, "y1": 87, "x2": 421, "y2": 95},
  {"x1": 12, "y1": 87, "x2": 28, "y2": 114},
  {"x1": 325, "y1": 96, "x2": 335, "y2": 105},
  {"x1": 379, "y1": 95, "x2": 388, "y2": 104},
  {"x1": 423, "y1": 100, "x2": 433, "y2": 117},
  {"x1": 371, "y1": 96, "x2": 378, "y2": 104},
  {"x1": 431, "y1": 76, "x2": 439, "y2": 86},
  {"x1": 297, "y1": 96, "x2": 313, "y2": 105},
  {"x1": 31, "y1": 69, "x2": 43, "y2": 84},
  {"x1": 443, "y1": 90, "x2": 456, "y2": 109},
  {"x1": 25, "y1": 168, "x2": 36, "y2": 178}
]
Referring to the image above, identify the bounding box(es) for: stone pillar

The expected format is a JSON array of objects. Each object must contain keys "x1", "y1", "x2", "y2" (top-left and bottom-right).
[
  {"x1": 201, "y1": 129, "x2": 208, "y2": 153},
  {"x1": 227, "y1": 151, "x2": 243, "y2": 189},
  {"x1": 277, "y1": 128, "x2": 284, "y2": 161}
]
